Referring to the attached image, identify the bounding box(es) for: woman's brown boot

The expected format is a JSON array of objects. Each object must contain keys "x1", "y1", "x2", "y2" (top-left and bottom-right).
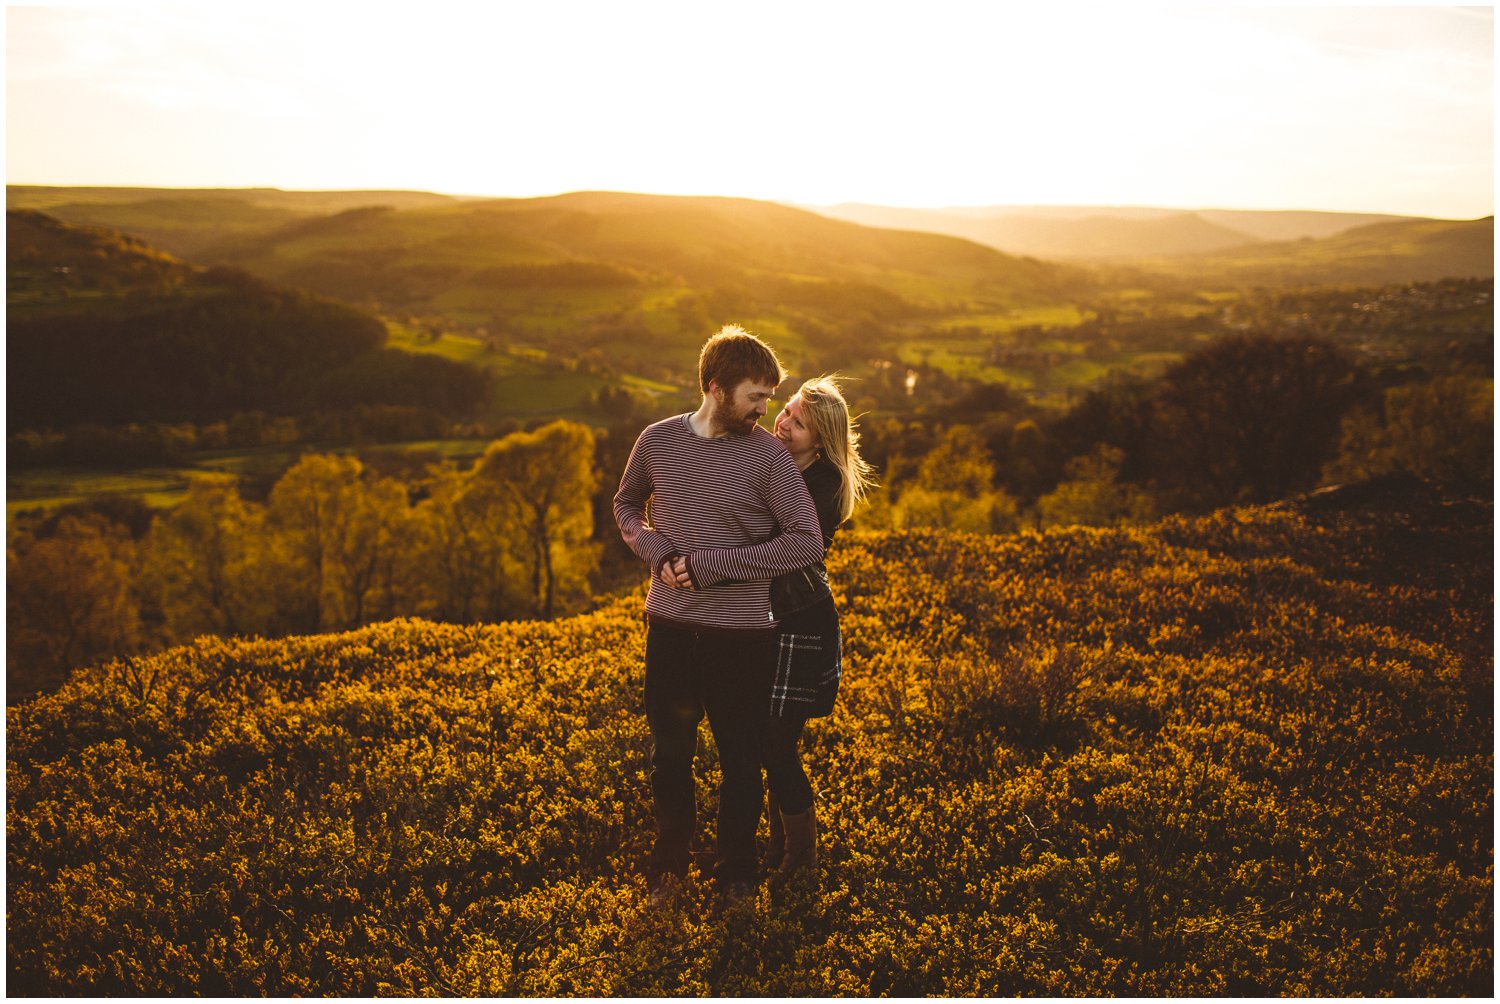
[{"x1": 778, "y1": 805, "x2": 818, "y2": 877}]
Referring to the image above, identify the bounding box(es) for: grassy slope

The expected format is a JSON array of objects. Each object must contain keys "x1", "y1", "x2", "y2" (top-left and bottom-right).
[
  {"x1": 14, "y1": 186, "x2": 1484, "y2": 297},
  {"x1": 7, "y1": 188, "x2": 1106, "y2": 415},
  {"x1": 255, "y1": 194, "x2": 1085, "y2": 331},
  {"x1": 10, "y1": 188, "x2": 1088, "y2": 309},
  {"x1": 6, "y1": 486, "x2": 1490, "y2": 996},
  {"x1": 7, "y1": 208, "x2": 197, "y2": 301},
  {"x1": 809, "y1": 204, "x2": 1424, "y2": 258},
  {"x1": 5, "y1": 187, "x2": 460, "y2": 259},
  {"x1": 1140, "y1": 216, "x2": 1495, "y2": 285},
  {"x1": 6, "y1": 185, "x2": 459, "y2": 213},
  {"x1": 973, "y1": 211, "x2": 1259, "y2": 258}
]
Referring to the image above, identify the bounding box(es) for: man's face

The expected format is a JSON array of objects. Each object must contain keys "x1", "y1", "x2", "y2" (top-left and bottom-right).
[{"x1": 712, "y1": 379, "x2": 776, "y2": 436}]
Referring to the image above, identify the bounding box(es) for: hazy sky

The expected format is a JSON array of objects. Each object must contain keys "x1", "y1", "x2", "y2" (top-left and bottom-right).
[{"x1": 6, "y1": 2, "x2": 1494, "y2": 218}]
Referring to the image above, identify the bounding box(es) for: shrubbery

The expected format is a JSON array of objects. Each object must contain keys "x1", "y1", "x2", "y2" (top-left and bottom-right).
[
  {"x1": 6, "y1": 493, "x2": 1491, "y2": 995},
  {"x1": 7, "y1": 423, "x2": 602, "y2": 699}
]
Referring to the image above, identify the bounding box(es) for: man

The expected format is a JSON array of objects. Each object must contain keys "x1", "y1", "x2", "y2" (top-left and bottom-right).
[{"x1": 614, "y1": 324, "x2": 824, "y2": 902}]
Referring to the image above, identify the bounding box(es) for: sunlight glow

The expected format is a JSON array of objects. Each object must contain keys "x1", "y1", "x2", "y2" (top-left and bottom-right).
[{"x1": 6, "y1": 2, "x2": 1493, "y2": 217}]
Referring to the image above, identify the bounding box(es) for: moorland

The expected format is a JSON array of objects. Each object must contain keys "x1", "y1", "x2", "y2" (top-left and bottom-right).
[
  {"x1": 6, "y1": 185, "x2": 1491, "y2": 696},
  {"x1": 4, "y1": 184, "x2": 1492, "y2": 995},
  {"x1": 6, "y1": 484, "x2": 1491, "y2": 995}
]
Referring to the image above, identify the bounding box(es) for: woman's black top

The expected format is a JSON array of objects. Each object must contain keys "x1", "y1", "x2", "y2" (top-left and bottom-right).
[{"x1": 769, "y1": 458, "x2": 842, "y2": 620}]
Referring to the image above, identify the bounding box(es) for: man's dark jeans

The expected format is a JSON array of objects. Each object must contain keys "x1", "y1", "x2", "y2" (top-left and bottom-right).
[{"x1": 644, "y1": 621, "x2": 772, "y2": 885}]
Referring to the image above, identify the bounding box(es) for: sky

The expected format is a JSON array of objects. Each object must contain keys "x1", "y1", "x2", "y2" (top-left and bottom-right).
[{"x1": 5, "y1": 2, "x2": 1494, "y2": 219}]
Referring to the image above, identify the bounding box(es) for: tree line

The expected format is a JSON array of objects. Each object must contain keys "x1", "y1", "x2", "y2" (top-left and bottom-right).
[
  {"x1": 9, "y1": 331, "x2": 1491, "y2": 702},
  {"x1": 8, "y1": 282, "x2": 489, "y2": 431},
  {"x1": 7, "y1": 422, "x2": 599, "y2": 700},
  {"x1": 857, "y1": 332, "x2": 1491, "y2": 534},
  {"x1": 9, "y1": 406, "x2": 472, "y2": 470}
]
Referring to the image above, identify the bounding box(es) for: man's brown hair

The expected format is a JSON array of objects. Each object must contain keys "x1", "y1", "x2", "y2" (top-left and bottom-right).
[{"x1": 698, "y1": 324, "x2": 786, "y2": 395}]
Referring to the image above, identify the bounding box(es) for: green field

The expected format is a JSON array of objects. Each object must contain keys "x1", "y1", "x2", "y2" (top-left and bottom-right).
[
  {"x1": 931, "y1": 304, "x2": 1090, "y2": 333},
  {"x1": 6, "y1": 468, "x2": 207, "y2": 513},
  {"x1": 386, "y1": 318, "x2": 697, "y2": 418},
  {"x1": 7, "y1": 438, "x2": 508, "y2": 516}
]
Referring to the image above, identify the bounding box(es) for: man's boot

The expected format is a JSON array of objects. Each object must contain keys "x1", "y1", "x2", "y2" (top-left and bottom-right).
[
  {"x1": 778, "y1": 804, "x2": 818, "y2": 877},
  {"x1": 763, "y1": 790, "x2": 786, "y2": 872}
]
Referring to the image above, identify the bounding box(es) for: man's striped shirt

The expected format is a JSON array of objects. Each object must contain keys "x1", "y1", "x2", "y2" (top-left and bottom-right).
[{"x1": 614, "y1": 414, "x2": 824, "y2": 631}]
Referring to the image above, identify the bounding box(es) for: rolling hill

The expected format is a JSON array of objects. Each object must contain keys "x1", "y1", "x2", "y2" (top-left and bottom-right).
[
  {"x1": 5, "y1": 185, "x2": 459, "y2": 213},
  {"x1": 807, "y1": 202, "x2": 1422, "y2": 259},
  {"x1": 6, "y1": 210, "x2": 487, "y2": 430},
  {"x1": 7, "y1": 186, "x2": 1491, "y2": 460},
  {"x1": 6, "y1": 187, "x2": 1094, "y2": 307},
  {"x1": 1143, "y1": 215, "x2": 1495, "y2": 285},
  {"x1": 14, "y1": 187, "x2": 1485, "y2": 303},
  {"x1": 206, "y1": 191, "x2": 1083, "y2": 311},
  {"x1": 805, "y1": 202, "x2": 1491, "y2": 285},
  {"x1": 5, "y1": 187, "x2": 461, "y2": 260},
  {"x1": 6, "y1": 187, "x2": 1106, "y2": 382},
  {"x1": 5, "y1": 486, "x2": 1490, "y2": 995}
]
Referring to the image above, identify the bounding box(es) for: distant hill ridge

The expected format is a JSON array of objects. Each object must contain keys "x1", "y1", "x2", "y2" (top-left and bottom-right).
[
  {"x1": 8, "y1": 185, "x2": 1490, "y2": 294},
  {"x1": 7, "y1": 207, "x2": 194, "y2": 293},
  {"x1": 806, "y1": 201, "x2": 1449, "y2": 259},
  {"x1": 1143, "y1": 214, "x2": 1495, "y2": 284},
  {"x1": 8, "y1": 185, "x2": 1061, "y2": 284},
  {"x1": 6, "y1": 184, "x2": 458, "y2": 213},
  {"x1": 5, "y1": 187, "x2": 1100, "y2": 383}
]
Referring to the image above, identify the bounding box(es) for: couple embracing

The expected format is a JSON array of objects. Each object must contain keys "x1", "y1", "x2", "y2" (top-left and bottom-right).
[{"x1": 613, "y1": 324, "x2": 874, "y2": 904}]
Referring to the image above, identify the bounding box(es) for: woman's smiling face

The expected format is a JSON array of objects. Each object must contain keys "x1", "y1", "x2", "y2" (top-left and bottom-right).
[{"x1": 774, "y1": 393, "x2": 819, "y2": 460}]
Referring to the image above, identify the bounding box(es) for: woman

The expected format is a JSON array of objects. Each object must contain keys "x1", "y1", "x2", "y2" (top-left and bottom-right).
[{"x1": 763, "y1": 375, "x2": 875, "y2": 879}]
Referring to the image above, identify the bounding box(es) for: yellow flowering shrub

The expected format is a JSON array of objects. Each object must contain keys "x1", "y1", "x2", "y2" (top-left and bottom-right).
[{"x1": 6, "y1": 494, "x2": 1491, "y2": 995}]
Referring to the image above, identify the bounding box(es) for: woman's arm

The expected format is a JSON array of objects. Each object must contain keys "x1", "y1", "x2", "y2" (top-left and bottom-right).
[
  {"x1": 685, "y1": 452, "x2": 824, "y2": 588},
  {"x1": 803, "y1": 460, "x2": 844, "y2": 543}
]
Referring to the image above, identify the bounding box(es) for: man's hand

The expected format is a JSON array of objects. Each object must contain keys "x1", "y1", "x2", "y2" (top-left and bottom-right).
[{"x1": 657, "y1": 555, "x2": 694, "y2": 589}]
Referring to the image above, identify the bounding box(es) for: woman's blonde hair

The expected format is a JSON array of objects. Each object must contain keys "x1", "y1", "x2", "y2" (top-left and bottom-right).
[{"x1": 795, "y1": 374, "x2": 876, "y2": 523}]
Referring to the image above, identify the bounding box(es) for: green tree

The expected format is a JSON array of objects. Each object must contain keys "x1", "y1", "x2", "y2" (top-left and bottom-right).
[
  {"x1": 469, "y1": 421, "x2": 600, "y2": 618},
  {"x1": 7, "y1": 515, "x2": 142, "y2": 697},
  {"x1": 892, "y1": 427, "x2": 1022, "y2": 534},
  {"x1": 1325, "y1": 374, "x2": 1492, "y2": 491},
  {"x1": 141, "y1": 476, "x2": 262, "y2": 639},
  {"x1": 1149, "y1": 335, "x2": 1366, "y2": 508},
  {"x1": 1323, "y1": 406, "x2": 1392, "y2": 484},
  {"x1": 263, "y1": 454, "x2": 415, "y2": 632},
  {"x1": 1384, "y1": 374, "x2": 1492, "y2": 489},
  {"x1": 914, "y1": 426, "x2": 996, "y2": 496},
  {"x1": 892, "y1": 486, "x2": 1022, "y2": 534},
  {"x1": 1037, "y1": 445, "x2": 1157, "y2": 529},
  {"x1": 1005, "y1": 418, "x2": 1052, "y2": 501},
  {"x1": 411, "y1": 463, "x2": 511, "y2": 622},
  {"x1": 341, "y1": 475, "x2": 417, "y2": 626}
]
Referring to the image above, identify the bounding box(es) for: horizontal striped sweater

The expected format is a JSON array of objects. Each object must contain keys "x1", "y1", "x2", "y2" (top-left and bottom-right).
[{"x1": 613, "y1": 414, "x2": 825, "y2": 630}]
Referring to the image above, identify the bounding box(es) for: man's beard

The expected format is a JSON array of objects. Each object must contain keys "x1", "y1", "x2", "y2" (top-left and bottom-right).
[{"x1": 713, "y1": 404, "x2": 761, "y2": 436}]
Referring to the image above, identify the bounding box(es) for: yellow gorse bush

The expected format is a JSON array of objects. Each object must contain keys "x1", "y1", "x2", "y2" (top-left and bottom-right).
[{"x1": 6, "y1": 496, "x2": 1491, "y2": 995}]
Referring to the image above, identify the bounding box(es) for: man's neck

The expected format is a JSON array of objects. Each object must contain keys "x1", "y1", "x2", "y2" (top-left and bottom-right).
[{"x1": 689, "y1": 398, "x2": 725, "y2": 438}]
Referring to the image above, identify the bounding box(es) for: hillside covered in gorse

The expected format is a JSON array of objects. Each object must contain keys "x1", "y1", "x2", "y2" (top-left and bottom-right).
[{"x1": 7, "y1": 483, "x2": 1490, "y2": 996}]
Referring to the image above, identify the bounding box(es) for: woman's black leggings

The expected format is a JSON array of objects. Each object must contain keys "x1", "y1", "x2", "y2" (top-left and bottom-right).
[{"x1": 763, "y1": 715, "x2": 814, "y2": 815}]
